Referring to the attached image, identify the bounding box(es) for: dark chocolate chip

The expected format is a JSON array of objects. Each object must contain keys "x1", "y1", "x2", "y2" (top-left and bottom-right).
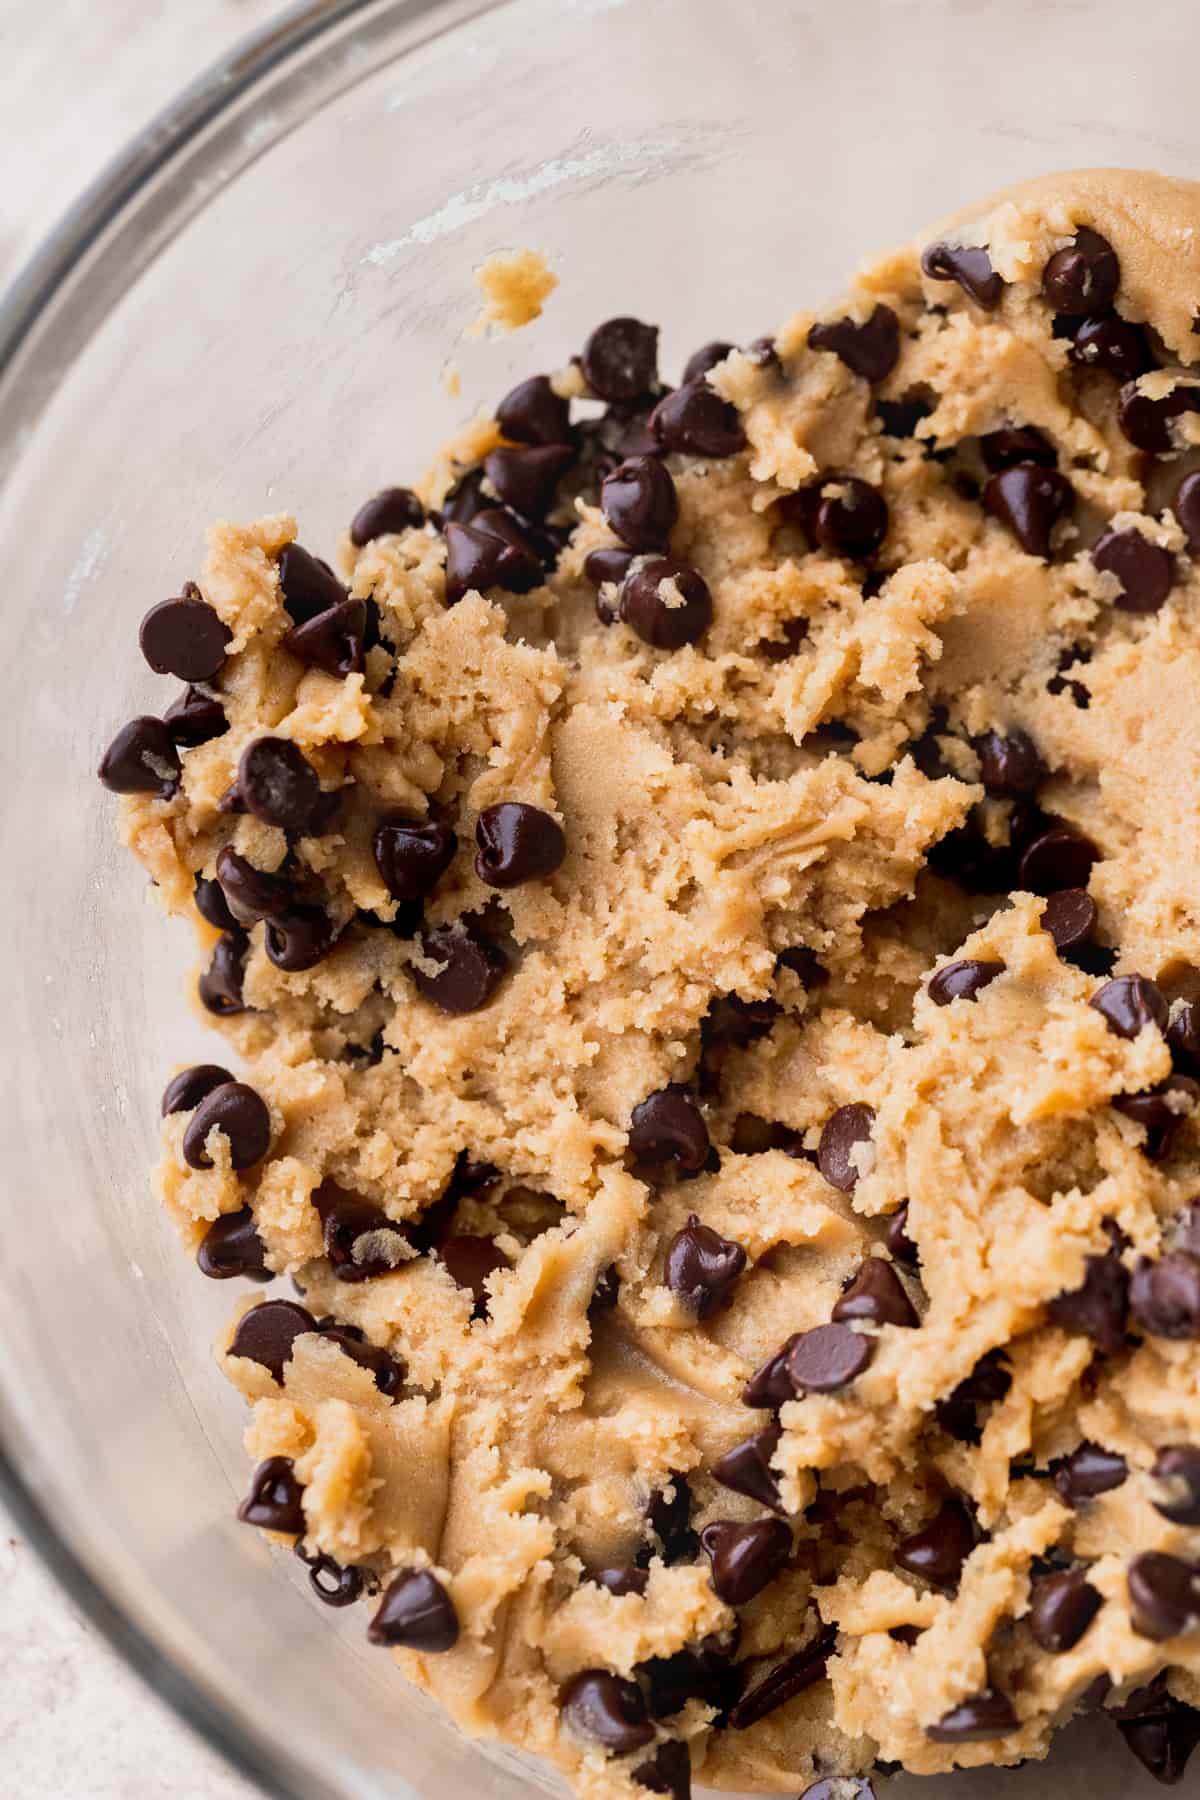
[
  {"x1": 277, "y1": 543, "x2": 346, "y2": 627},
  {"x1": 601, "y1": 455, "x2": 679, "y2": 551},
  {"x1": 372, "y1": 813, "x2": 457, "y2": 902},
  {"x1": 583, "y1": 545, "x2": 636, "y2": 612},
  {"x1": 1018, "y1": 824, "x2": 1097, "y2": 895},
  {"x1": 164, "y1": 685, "x2": 228, "y2": 747},
  {"x1": 484, "y1": 443, "x2": 576, "y2": 517},
  {"x1": 664, "y1": 1214, "x2": 746, "y2": 1319},
  {"x1": 238, "y1": 737, "x2": 321, "y2": 833},
  {"x1": 979, "y1": 427, "x2": 1057, "y2": 472},
  {"x1": 367, "y1": 1568, "x2": 459, "y2": 1652},
  {"x1": 443, "y1": 511, "x2": 544, "y2": 605},
  {"x1": 264, "y1": 904, "x2": 335, "y2": 973},
  {"x1": 350, "y1": 487, "x2": 424, "y2": 546},
  {"x1": 197, "y1": 1208, "x2": 271, "y2": 1282},
  {"x1": 411, "y1": 921, "x2": 508, "y2": 1014},
  {"x1": 161, "y1": 1063, "x2": 234, "y2": 1116},
  {"x1": 832, "y1": 1258, "x2": 918, "y2": 1328},
  {"x1": 496, "y1": 373, "x2": 571, "y2": 446},
  {"x1": 295, "y1": 1544, "x2": 368, "y2": 1607},
  {"x1": 1092, "y1": 527, "x2": 1175, "y2": 615},
  {"x1": 1118, "y1": 379, "x2": 1200, "y2": 453},
  {"x1": 1151, "y1": 1445, "x2": 1200, "y2": 1526},
  {"x1": 633, "y1": 1739, "x2": 690, "y2": 1800},
  {"x1": 895, "y1": 1498, "x2": 975, "y2": 1591},
  {"x1": 650, "y1": 382, "x2": 746, "y2": 458},
  {"x1": 682, "y1": 341, "x2": 736, "y2": 384},
  {"x1": 581, "y1": 318, "x2": 660, "y2": 404},
  {"x1": 876, "y1": 393, "x2": 933, "y2": 439},
  {"x1": 1114, "y1": 1076, "x2": 1199, "y2": 1159},
  {"x1": 475, "y1": 802, "x2": 566, "y2": 888},
  {"x1": 434, "y1": 466, "x2": 489, "y2": 528},
  {"x1": 628, "y1": 1087, "x2": 710, "y2": 1174},
  {"x1": 1176, "y1": 469, "x2": 1200, "y2": 555},
  {"x1": 1042, "y1": 227, "x2": 1120, "y2": 315},
  {"x1": 1128, "y1": 1551, "x2": 1200, "y2": 1640},
  {"x1": 1029, "y1": 1568, "x2": 1102, "y2": 1652},
  {"x1": 808, "y1": 304, "x2": 900, "y2": 383},
  {"x1": 786, "y1": 1323, "x2": 874, "y2": 1393},
  {"x1": 638, "y1": 1634, "x2": 737, "y2": 1719},
  {"x1": 591, "y1": 1566, "x2": 649, "y2": 1598},
  {"x1": 182, "y1": 1081, "x2": 271, "y2": 1171},
  {"x1": 139, "y1": 592, "x2": 231, "y2": 683},
  {"x1": 928, "y1": 958, "x2": 1005, "y2": 1006},
  {"x1": 1071, "y1": 314, "x2": 1150, "y2": 382},
  {"x1": 198, "y1": 930, "x2": 249, "y2": 1016},
  {"x1": 215, "y1": 846, "x2": 293, "y2": 927},
  {"x1": 619, "y1": 556, "x2": 712, "y2": 649},
  {"x1": 438, "y1": 1233, "x2": 511, "y2": 1316},
  {"x1": 1053, "y1": 1441, "x2": 1128, "y2": 1507},
  {"x1": 975, "y1": 728, "x2": 1046, "y2": 795},
  {"x1": 885, "y1": 1203, "x2": 919, "y2": 1268},
  {"x1": 742, "y1": 1335, "x2": 802, "y2": 1410},
  {"x1": 1130, "y1": 1250, "x2": 1200, "y2": 1339},
  {"x1": 711, "y1": 1424, "x2": 782, "y2": 1511},
  {"x1": 319, "y1": 1326, "x2": 405, "y2": 1396},
  {"x1": 1091, "y1": 974, "x2": 1168, "y2": 1039},
  {"x1": 927, "y1": 1689, "x2": 1018, "y2": 1742},
  {"x1": 920, "y1": 242, "x2": 1004, "y2": 310},
  {"x1": 1047, "y1": 1243, "x2": 1129, "y2": 1353},
  {"x1": 936, "y1": 1351, "x2": 1011, "y2": 1444},
  {"x1": 561, "y1": 1669, "x2": 654, "y2": 1753},
  {"x1": 97, "y1": 716, "x2": 181, "y2": 797},
  {"x1": 282, "y1": 598, "x2": 367, "y2": 677},
  {"x1": 984, "y1": 463, "x2": 1074, "y2": 557},
  {"x1": 229, "y1": 1299, "x2": 315, "y2": 1381},
  {"x1": 645, "y1": 1476, "x2": 697, "y2": 1564},
  {"x1": 1115, "y1": 1693, "x2": 1200, "y2": 1785},
  {"x1": 237, "y1": 1456, "x2": 305, "y2": 1533},
  {"x1": 1042, "y1": 887, "x2": 1097, "y2": 953},
  {"x1": 194, "y1": 872, "x2": 237, "y2": 930},
  {"x1": 317, "y1": 1193, "x2": 406, "y2": 1283},
  {"x1": 812, "y1": 476, "x2": 889, "y2": 559},
  {"x1": 1169, "y1": 1001, "x2": 1200, "y2": 1071},
  {"x1": 726, "y1": 1625, "x2": 837, "y2": 1730},
  {"x1": 700, "y1": 1517, "x2": 792, "y2": 1606},
  {"x1": 817, "y1": 1103, "x2": 875, "y2": 1193}
]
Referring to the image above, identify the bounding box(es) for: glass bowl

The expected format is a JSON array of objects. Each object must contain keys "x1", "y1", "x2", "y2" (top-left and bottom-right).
[{"x1": 0, "y1": 1, "x2": 1191, "y2": 1795}]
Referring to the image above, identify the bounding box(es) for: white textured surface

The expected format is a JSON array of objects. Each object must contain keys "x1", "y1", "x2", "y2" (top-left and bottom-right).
[{"x1": 0, "y1": 13, "x2": 270, "y2": 1792}]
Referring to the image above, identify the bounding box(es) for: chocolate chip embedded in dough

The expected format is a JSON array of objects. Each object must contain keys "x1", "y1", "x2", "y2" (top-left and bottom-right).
[
  {"x1": 1046, "y1": 1242, "x2": 1129, "y2": 1353},
  {"x1": 317, "y1": 1192, "x2": 408, "y2": 1283},
  {"x1": 632, "y1": 1739, "x2": 691, "y2": 1800},
  {"x1": 978, "y1": 426, "x2": 1057, "y2": 472},
  {"x1": 438, "y1": 1233, "x2": 511, "y2": 1316},
  {"x1": 711, "y1": 1424, "x2": 783, "y2": 1510},
  {"x1": 281, "y1": 597, "x2": 367, "y2": 677},
  {"x1": 264, "y1": 904, "x2": 336, "y2": 973},
  {"x1": 1117, "y1": 378, "x2": 1200, "y2": 453},
  {"x1": 920, "y1": 242, "x2": 1005, "y2": 310},
  {"x1": 182, "y1": 1081, "x2": 271, "y2": 1171},
  {"x1": 699, "y1": 1517, "x2": 792, "y2": 1606},
  {"x1": 198, "y1": 930, "x2": 249, "y2": 1016},
  {"x1": 161, "y1": 1062, "x2": 234, "y2": 1116},
  {"x1": 590, "y1": 1566, "x2": 649, "y2": 1598},
  {"x1": 682, "y1": 341, "x2": 736, "y2": 384},
  {"x1": 1052, "y1": 1441, "x2": 1128, "y2": 1507},
  {"x1": 194, "y1": 872, "x2": 236, "y2": 930},
  {"x1": 601, "y1": 455, "x2": 679, "y2": 551},
  {"x1": 1042, "y1": 227, "x2": 1120, "y2": 315},
  {"x1": 812, "y1": 476, "x2": 889, "y2": 559},
  {"x1": 619, "y1": 556, "x2": 712, "y2": 649},
  {"x1": 1175, "y1": 469, "x2": 1200, "y2": 554},
  {"x1": 483, "y1": 443, "x2": 576, "y2": 517},
  {"x1": 372, "y1": 813, "x2": 457, "y2": 902},
  {"x1": 1113, "y1": 1076, "x2": 1200, "y2": 1160},
  {"x1": 975, "y1": 728, "x2": 1046, "y2": 795},
  {"x1": 645, "y1": 1475, "x2": 697, "y2": 1564},
  {"x1": 741, "y1": 1334, "x2": 802, "y2": 1410},
  {"x1": 1041, "y1": 887, "x2": 1097, "y2": 954},
  {"x1": 349, "y1": 485, "x2": 425, "y2": 545},
  {"x1": 926, "y1": 1689, "x2": 1018, "y2": 1743},
  {"x1": 496, "y1": 373, "x2": 571, "y2": 446},
  {"x1": 319, "y1": 1325, "x2": 405, "y2": 1397},
  {"x1": 197, "y1": 1208, "x2": 271, "y2": 1282},
  {"x1": 1115, "y1": 1692, "x2": 1200, "y2": 1785},
  {"x1": 229, "y1": 1299, "x2": 315, "y2": 1381},
  {"x1": 885, "y1": 1203, "x2": 919, "y2": 1269},
  {"x1": 237, "y1": 1456, "x2": 305, "y2": 1534},
  {"x1": 935, "y1": 1350, "x2": 1011, "y2": 1443},
  {"x1": 276, "y1": 542, "x2": 346, "y2": 627},
  {"x1": 983, "y1": 463, "x2": 1074, "y2": 558},
  {"x1": 443, "y1": 511, "x2": 544, "y2": 604},
  {"x1": 664, "y1": 1214, "x2": 747, "y2": 1318},
  {"x1": 1150, "y1": 1445, "x2": 1200, "y2": 1526},
  {"x1": 237, "y1": 737, "x2": 321, "y2": 834},
  {"x1": 164, "y1": 685, "x2": 228, "y2": 747},
  {"x1": 581, "y1": 317, "x2": 660, "y2": 404},
  {"x1": 786, "y1": 1323, "x2": 874, "y2": 1393},
  {"x1": 475, "y1": 802, "x2": 566, "y2": 888},
  {"x1": 627, "y1": 1086, "x2": 710, "y2": 1174},
  {"x1": 97, "y1": 716, "x2": 181, "y2": 796},
  {"x1": 367, "y1": 1568, "x2": 459, "y2": 1652},
  {"x1": 139, "y1": 591, "x2": 231, "y2": 682},
  {"x1": 1090, "y1": 973, "x2": 1168, "y2": 1039},
  {"x1": 928, "y1": 958, "x2": 1005, "y2": 1006},
  {"x1": 215, "y1": 846, "x2": 293, "y2": 927},
  {"x1": 832, "y1": 1257, "x2": 919, "y2": 1328},
  {"x1": 650, "y1": 381, "x2": 746, "y2": 458},
  {"x1": 894, "y1": 1498, "x2": 976, "y2": 1591},
  {"x1": 1092, "y1": 527, "x2": 1176, "y2": 615},
  {"x1": 1029, "y1": 1568, "x2": 1103, "y2": 1652},
  {"x1": 1070, "y1": 314, "x2": 1150, "y2": 382},
  {"x1": 1127, "y1": 1551, "x2": 1200, "y2": 1641},
  {"x1": 1018, "y1": 825, "x2": 1097, "y2": 895},
  {"x1": 726, "y1": 1625, "x2": 837, "y2": 1731},
  {"x1": 808, "y1": 304, "x2": 900, "y2": 383},
  {"x1": 1130, "y1": 1250, "x2": 1200, "y2": 1339},
  {"x1": 411, "y1": 922, "x2": 508, "y2": 1014},
  {"x1": 817, "y1": 1102, "x2": 875, "y2": 1192},
  {"x1": 560, "y1": 1669, "x2": 654, "y2": 1754}
]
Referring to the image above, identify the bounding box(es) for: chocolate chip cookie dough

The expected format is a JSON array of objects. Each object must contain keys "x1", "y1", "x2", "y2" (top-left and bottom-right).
[{"x1": 99, "y1": 169, "x2": 1200, "y2": 1798}]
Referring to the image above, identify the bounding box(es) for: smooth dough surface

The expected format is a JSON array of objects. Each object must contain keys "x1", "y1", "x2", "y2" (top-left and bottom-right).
[{"x1": 111, "y1": 170, "x2": 1200, "y2": 1798}]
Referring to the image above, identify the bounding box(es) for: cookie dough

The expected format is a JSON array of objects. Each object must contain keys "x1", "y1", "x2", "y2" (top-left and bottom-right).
[{"x1": 99, "y1": 169, "x2": 1200, "y2": 1799}]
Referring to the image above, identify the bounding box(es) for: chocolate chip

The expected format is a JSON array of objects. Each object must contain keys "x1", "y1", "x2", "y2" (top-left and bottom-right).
[
  {"x1": 276, "y1": 543, "x2": 346, "y2": 627},
  {"x1": 368, "y1": 1568, "x2": 459, "y2": 1652},
  {"x1": 295, "y1": 1545, "x2": 368, "y2": 1607},
  {"x1": 1118, "y1": 379, "x2": 1200, "y2": 453},
  {"x1": 317, "y1": 1193, "x2": 405, "y2": 1282},
  {"x1": 1018, "y1": 824, "x2": 1097, "y2": 895},
  {"x1": 182, "y1": 1081, "x2": 271, "y2": 1171},
  {"x1": 1042, "y1": 227, "x2": 1120, "y2": 315},
  {"x1": 1175, "y1": 469, "x2": 1200, "y2": 555},
  {"x1": 726, "y1": 1625, "x2": 837, "y2": 1730},
  {"x1": 484, "y1": 443, "x2": 576, "y2": 518},
  {"x1": 984, "y1": 463, "x2": 1074, "y2": 557},
  {"x1": 700, "y1": 1517, "x2": 792, "y2": 1606},
  {"x1": 876, "y1": 393, "x2": 933, "y2": 439},
  {"x1": 895, "y1": 1498, "x2": 975, "y2": 1591},
  {"x1": 979, "y1": 427, "x2": 1057, "y2": 472},
  {"x1": 936, "y1": 1350, "x2": 1011, "y2": 1443},
  {"x1": 1041, "y1": 887, "x2": 1097, "y2": 953},
  {"x1": 1070, "y1": 314, "x2": 1150, "y2": 382},
  {"x1": 1053, "y1": 1441, "x2": 1128, "y2": 1506},
  {"x1": 1047, "y1": 1243, "x2": 1129, "y2": 1353},
  {"x1": 628, "y1": 1087, "x2": 709, "y2": 1174},
  {"x1": 650, "y1": 382, "x2": 746, "y2": 458},
  {"x1": 633, "y1": 1739, "x2": 690, "y2": 1800},
  {"x1": 1177, "y1": 1199, "x2": 1200, "y2": 1255},
  {"x1": 638, "y1": 1635, "x2": 737, "y2": 1719},
  {"x1": 583, "y1": 546, "x2": 636, "y2": 611},
  {"x1": 372, "y1": 813, "x2": 457, "y2": 902},
  {"x1": 443, "y1": 511, "x2": 544, "y2": 605},
  {"x1": 1169, "y1": 1001, "x2": 1200, "y2": 1071},
  {"x1": 812, "y1": 476, "x2": 889, "y2": 559},
  {"x1": 645, "y1": 1476, "x2": 697, "y2": 1564},
  {"x1": 808, "y1": 304, "x2": 900, "y2": 383},
  {"x1": 664, "y1": 1215, "x2": 746, "y2": 1318},
  {"x1": 439, "y1": 1233, "x2": 511, "y2": 1315},
  {"x1": 97, "y1": 716, "x2": 181, "y2": 797},
  {"x1": 927, "y1": 1689, "x2": 1018, "y2": 1742},
  {"x1": 320, "y1": 1326, "x2": 405, "y2": 1396},
  {"x1": 1116, "y1": 1692, "x2": 1200, "y2": 1785},
  {"x1": 581, "y1": 318, "x2": 660, "y2": 404},
  {"x1": 161, "y1": 1063, "x2": 234, "y2": 1116},
  {"x1": 229, "y1": 1299, "x2": 314, "y2": 1380},
  {"x1": 139, "y1": 592, "x2": 231, "y2": 683},
  {"x1": 885, "y1": 1203, "x2": 919, "y2": 1268},
  {"x1": 712, "y1": 1424, "x2": 782, "y2": 1510},
  {"x1": 282, "y1": 597, "x2": 367, "y2": 677},
  {"x1": 1128, "y1": 1551, "x2": 1200, "y2": 1640},
  {"x1": 238, "y1": 737, "x2": 321, "y2": 834},
  {"x1": 434, "y1": 466, "x2": 489, "y2": 529},
  {"x1": 928, "y1": 958, "x2": 1005, "y2": 1006},
  {"x1": 742, "y1": 1336, "x2": 802, "y2": 1410},
  {"x1": 920, "y1": 242, "x2": 1004, "y2": 310},
  {"x1": 832, "y1": 1258, "x2": 918, "y2": 1327},
  {"x1": 349, "y1": 487, "x2": 424, "y2": 546},
  {"x1": 975, "y1": 728, "x2": 1046, "y2": 795},
  {"x1": 1092, "y1": 527, "x2": 1175, "y2": 615},
  {"x1": 1091, "y1": 973, "x2": 1168, "y2": 1039},
  {"x1": 412, "y1": 921, "x2": 508, "y2": 1013},
  {"x1": 475, "y1": 802, "x2": 566, "y2": 888},
  {"x1": 264, "y1": 904, "x2": 335, "y2": 973},
  {"x1": 1130, "y1": 1249, "x2": 1200, "y2": 1339},
  {"x1": 1151, "y1": 1446, "x2": 1200, "y2": 1526},
  {"x1": 215, "y1": 847, "x2": 292, "y2": 927},
  {"x1": 198, "y1": 930, "x2": 249, "y2": 1016},
  {"x1": 591, "y1": 1566, "x2": 649, "y2": 1598},
  {"x1": 619, "y1": 556, "x2": 712, "y2": 649},
  {"x1": 1029, "y1": 1568, "x2": 1102, "y2": 1652},
  {"x1": 237, "y1": 1456, "x2": 305, "y2": 1533},
  {"x1": 1114, "y1": 1076, "x2": 1199, "y2": 1159},
  {"x1": 817, "y1": 1103, "x2": 875, "y2": 1193},
  {"x1": 495, "y1": 373, "x2": 571, "y2": 446},
  {"x1": 561, "y1": 1669, "x2": 654, "y2": 1753},
  {"x1": 164, "y1": 685, "x2": 228, "y2": 747},
  {"x1": 193, "y1": 874, "x2": 235, "y2": 933},
  {"x1": 601, "y1": 455, "x2": 679, "y2": 551},
  {"x1": 197, "y1": 1208, "x2": 271, "y2": 1282},
  {"x1": 787, "y1": 1323, "x2": 874, "y2": 1393},
  {"x1": 682, "y1": 341, "x2": 736, "y2": 384}
]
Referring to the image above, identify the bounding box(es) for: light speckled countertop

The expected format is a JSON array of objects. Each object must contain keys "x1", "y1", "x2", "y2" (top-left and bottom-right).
[{"x1": 1, "y1": 13, "x2": 270, "y2": 1791}]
